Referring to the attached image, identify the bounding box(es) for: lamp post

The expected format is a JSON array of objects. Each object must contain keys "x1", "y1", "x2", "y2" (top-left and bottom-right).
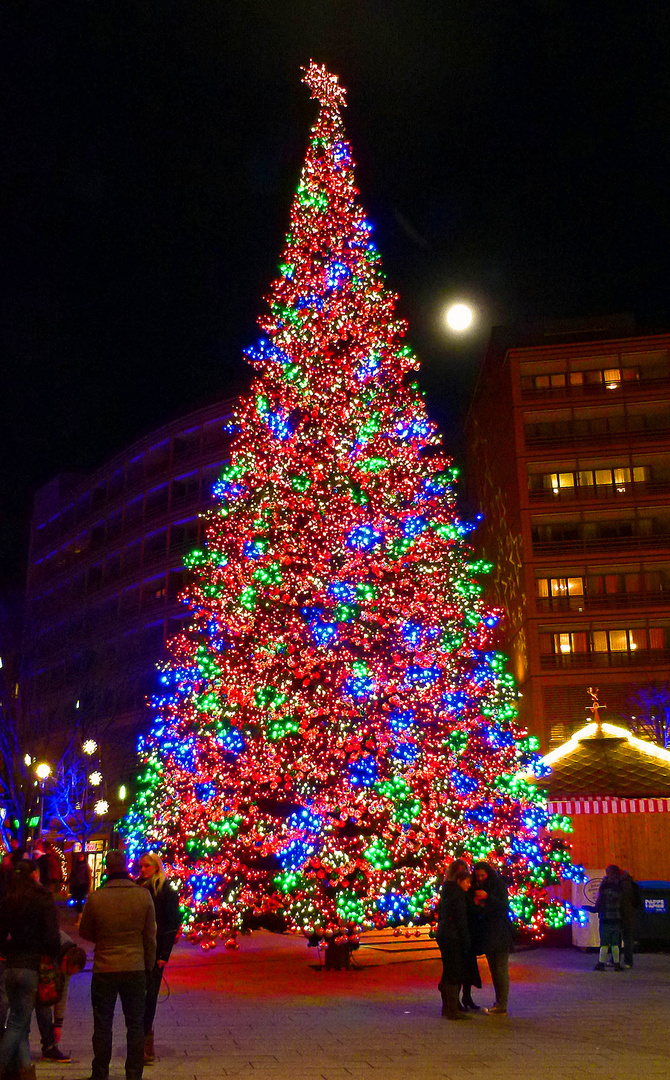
[{"x1": 35, "y1": 762, "x2": 51, "y2": 839}]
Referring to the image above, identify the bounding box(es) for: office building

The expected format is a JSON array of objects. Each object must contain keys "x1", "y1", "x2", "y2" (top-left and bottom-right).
[{"x1": 465, "y1": 318, "x2": 670, "y2": 749}]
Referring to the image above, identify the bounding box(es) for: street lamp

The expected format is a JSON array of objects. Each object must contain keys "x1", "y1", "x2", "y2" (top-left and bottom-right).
[
  {"x1": 82, "y1": 740, "x2": 98, "y2": 756},
  {"x1": 36, "y1": 763, "x2": 51, "y2": 838}
]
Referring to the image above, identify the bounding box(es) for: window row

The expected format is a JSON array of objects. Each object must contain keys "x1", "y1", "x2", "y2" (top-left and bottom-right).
[
  {"x1": 540, "y1": 627, "x2": 666, "y2": 656},
  {"x1": 528, "y1": 366, "x2": 639, "y2": 391},
  {"x1": 529, "y1": 465, "x2": 650, "y2": 494},
  {"x1": 536, "y1": 569, "x2": 670, "y2": 599}
]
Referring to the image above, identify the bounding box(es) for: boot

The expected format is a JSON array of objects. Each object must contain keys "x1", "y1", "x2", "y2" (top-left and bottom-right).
[
  {"x1": 441, "y1": 983, "x2": 467, "y2": 1020},
  {"x1": 144, "y1": 1031, "x2": 155, "y2": 1065}
]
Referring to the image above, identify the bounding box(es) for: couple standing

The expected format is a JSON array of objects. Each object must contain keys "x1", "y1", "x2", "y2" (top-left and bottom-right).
[{"x1": 436, "y1": 860, "x2": 512, "y2": 1020}]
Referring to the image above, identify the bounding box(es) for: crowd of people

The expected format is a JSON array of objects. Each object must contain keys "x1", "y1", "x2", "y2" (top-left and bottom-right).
[
  {"x1": 0, "y1": 843, "x2": 645, "y2": 1074},
  {"x1": 0, "y1": 847, "x2": 181, "y2": 1080}
]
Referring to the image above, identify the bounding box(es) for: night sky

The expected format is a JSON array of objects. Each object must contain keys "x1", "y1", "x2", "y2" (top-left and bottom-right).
[{"x1": 3, "y1": 3, "x2": 670, "y2": 589}]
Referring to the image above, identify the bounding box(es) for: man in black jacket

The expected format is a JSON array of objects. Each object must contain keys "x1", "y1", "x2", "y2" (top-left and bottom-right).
[{"x1": 472, "y1": 862, "x2": 513, "y2": 1015}]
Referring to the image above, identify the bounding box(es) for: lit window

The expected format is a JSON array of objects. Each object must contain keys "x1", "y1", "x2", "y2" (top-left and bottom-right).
[
  {"x1": 595, "y1": 468, "x2": 613, "y2": 486},
  {"x1": 536, "y1": 578, "x2": 549, "y2": 598},
  {"x1": 632, "y1": 466, "x2": 649, "y2": 483},
  {"x1": 534, "y1": 375, "x2": 550, "y2": 389},
  {"x1": 550, "y1": 373, "x2": 566, "y2": 388},
  {"x1": 604, "y1": 368, "x2": 621, "y2": 389},
  {"x1": 578, "y1": 470, "x2": 594, "y2": 486},
  {"x1": 558, "y1": 633, "x2": 571, "y2": 654},
  {"x1": 592, "y1": 631, "x2": 608, "y2": 652},
  {"x1": 609, "y1": 629, "x2": 628, "y2": 652},
  {"x1": 558, "y1": 472, "x2": 574, "y2": 488},
  {"x1": 613, "y1": 467, "x2": 631, "y2": 490},
  {"x1": 567, "y1": 577, "x2": 584, "y2": 595},
  {"x1": 569, "y1": 371, "x2": 584, "y2": 386}
]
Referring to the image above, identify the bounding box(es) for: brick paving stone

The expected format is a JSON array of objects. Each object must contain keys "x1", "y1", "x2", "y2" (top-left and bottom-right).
[{"x1": 29, "y1": 920, "x2": 670, "y2": 1080}]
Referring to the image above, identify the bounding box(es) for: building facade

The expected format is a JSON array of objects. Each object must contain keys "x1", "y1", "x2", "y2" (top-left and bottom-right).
[
  {"x1": 465, "y1": 319, "x2": 670, "y2": 749},
  {"x1": 22, "y1": 399, "x2": 236, "y2": 780}
]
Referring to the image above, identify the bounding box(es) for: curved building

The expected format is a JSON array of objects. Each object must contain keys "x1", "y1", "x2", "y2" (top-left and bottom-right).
[{"x1": 23, "y1": 399, "x2": 236, "y2": 780}]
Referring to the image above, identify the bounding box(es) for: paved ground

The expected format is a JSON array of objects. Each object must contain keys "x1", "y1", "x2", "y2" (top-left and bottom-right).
[{"x1": 34, "y1": 922, "x2": 670, "y2": 1080}]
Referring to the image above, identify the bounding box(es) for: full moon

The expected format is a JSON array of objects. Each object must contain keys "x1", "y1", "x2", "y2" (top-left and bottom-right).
[{"x1": 445, "y1": 303, "x2": 474, "y2": 332}]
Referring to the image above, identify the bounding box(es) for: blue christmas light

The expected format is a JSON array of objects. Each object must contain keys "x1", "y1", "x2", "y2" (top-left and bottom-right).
[
  {"x1": 401, "y1": 622, "x2": 422, "y2": 647},
  {"x1": 289, "y1": 808, "x2": 322, "y2": 834},
  {"x1": 402, "y1": 515, "x2": 427, "y2": 539},
  {"x1": 405, "y1": 664, "x2": 440, "y2": 686},
  {"x1": 392, "y1": 742, "x2": 419, "y2": 765},
  {"x1": 347, "y1": 525, "x2": 384, "y2": 551},
  {"x1": 244, "y1": 540, "x2": 266, "y2": 560},
  {"x1": 333, "y1": 141, "x2": 351, "y2": 166},
  {"x1": 279, "y1": 838, "x2": 315, "y2": 871},
  {"x1": 348, "y1": 755, "x2": 378, "y2": 786},
  {"x1": 245, "y1": 338, "x2": 291, "y2": 366},
  {"x1": 388, "y1": 708, "x2": 416, "y2": 733},
  {"x1": 450, "y1": 770, "x2": 478, "y2": 796},
  {"x1": 326, "y1": 262, "x2": 350, "y2": 288},
  {"x1": 328, "y1": 582, "x2": 356, "y2": 602},
  {"x1": 266, "y1": 409, "x2": 295, "y2": 440},
  {"x1": 217, "y1": 729, "x2": 245, "y2": 756},
  {"x1": 356, "y1": 351, "x2": 381, "y2": 382},
  {"x1": 377, "y1": 892, "x2": 410, "y2": 922},
  {"x1": 195, "y1": 783, "x2": 216, "y2": 803},
  {"x1": 395, "y1": 418, "x2": 431, "y2": 441}
]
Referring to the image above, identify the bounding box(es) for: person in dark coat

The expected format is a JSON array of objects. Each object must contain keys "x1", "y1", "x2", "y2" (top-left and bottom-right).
[
  {"x1": 435, "y1": 862, "x2": 473, "y2": 1020},
  {"x1": 472, "y1": 862, "x2": 513, "y2": 1015},
  {"x1": 136, "y1": 853, "x2": 182, "y2": 1064},
  {"x1": 586, "y1": 864, "x2": 624, "y2": 971},
  {"x1": 68, "y1": 851, "x2": 92, "y2": 916},
  {"x1": 619, "y1": 870, "x2": 641, "y2": 969},
  {"x1": 0, "y1": 859, "x2": 60, "y2": 1080}
]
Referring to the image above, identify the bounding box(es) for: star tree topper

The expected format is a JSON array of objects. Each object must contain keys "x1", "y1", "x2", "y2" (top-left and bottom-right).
[{"x1": 302, "y1": 61, "x2": 347, "y2": 111}]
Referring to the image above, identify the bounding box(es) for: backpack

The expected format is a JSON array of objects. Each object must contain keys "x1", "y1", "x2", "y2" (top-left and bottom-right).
[{"x1": 37, "y1": 956, "x2": 65, "y2": 1006}]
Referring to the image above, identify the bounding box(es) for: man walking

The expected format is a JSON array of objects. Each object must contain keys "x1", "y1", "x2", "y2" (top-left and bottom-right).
[{"x1": 79, "y1": 851, "x2": 156, "y2": 1080}]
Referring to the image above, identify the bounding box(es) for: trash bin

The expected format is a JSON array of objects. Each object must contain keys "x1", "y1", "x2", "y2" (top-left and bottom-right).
[{"x1": 636, "y1": 881, "x2": 670, "y2": 949}]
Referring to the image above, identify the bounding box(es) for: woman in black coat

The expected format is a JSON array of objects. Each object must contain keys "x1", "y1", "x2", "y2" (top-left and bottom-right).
[
  {"x1": 472, "y1": 861, "x2": 513, "y2": 1015},
  {"x1": 435, "y1": 862, "x2": 473, "y2": 1020}
]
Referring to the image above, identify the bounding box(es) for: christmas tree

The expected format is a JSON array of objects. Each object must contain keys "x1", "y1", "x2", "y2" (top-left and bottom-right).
[{"x1": 123, "y1": 63, "x2": 582, "y2": 944}]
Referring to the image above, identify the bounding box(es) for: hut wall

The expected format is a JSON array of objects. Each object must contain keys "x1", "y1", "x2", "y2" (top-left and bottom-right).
[{"x1": 565, "y1": 811, "x2": 670, "y2": 880}]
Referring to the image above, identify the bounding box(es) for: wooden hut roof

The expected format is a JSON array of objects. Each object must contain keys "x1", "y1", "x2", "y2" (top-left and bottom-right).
[{"x1": 536, "y1": 722, "x2": 670, "y2": 799}]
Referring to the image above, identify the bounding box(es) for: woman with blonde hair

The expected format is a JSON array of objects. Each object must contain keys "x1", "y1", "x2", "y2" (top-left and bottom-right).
[{"x1": 136, "y1": 853, "x2": 181, "y2": 1065}]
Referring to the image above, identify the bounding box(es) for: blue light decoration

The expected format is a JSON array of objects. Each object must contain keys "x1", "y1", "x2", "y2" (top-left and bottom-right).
[
  {"x1": 450, "y1": 770, "x2": 478, "y2": 796},
  {"x1": 195, "y1": 783, "x2": 216, "y2": 803},
  {"x1": 189, "y1": 874, "x2": 222, "y2": 903},
  {"x1": 244, "y1": 540, "x2": 267, "y2": 559},
  {"x1": 311, "y1": 621, "x2": 339, "y2": 647},
  {"x1": 395, "y1": 418, "x2": 431, "y2": 441},
  {"x1": 289, "y1": 808, "x2": 323, "y2": 834},
  {"x1": 325, "y1": 262, "x2": 350, "y2": 288},
  {"x1": 464, "y1": 805, "x2": 494, "y2": 825},
  {"x1": 213, "y1": 479, "x2": 245, "y2": 501},
  {"x1": 347, "y1": 524, "x2": 384, "y2": 550},
  {"x1": 244, "y1": 338, "x2": 291, "y2": 367},
  {"x1": 484, "y1": 726, "x2": 515, "y2": 750},
  {"x1": 401, "y1": 622, "x2": 422, "y2": 647},
  {"x1": 344, "y1": 665, "x2": 376, "y2": 700},
  {"x1": 328, "y1": 582, "x2": 356, "y2": 602},
  {"x1": 377, "y1": 892, "x2": 410, "y2": 923},
  {"x1": 279, "y1": 838, "x2": 315, "y2": 871},
  {"x1": 266, "y1": 409, "x2": 295, "y2": 440},
  {"x1": 217, "y1": 729, "x2": 245, "y2": 756},
  {"x1": 348, "y1": 755, "x2": 378, "y2": 786},
  {"x1": 332, "y1": 141, "x2": 351, "y2": 166},
  {"x1": 356, "y1": 350, "x2": 381, "y2": 382},
  {"x1": 392, "y1": 743, "x2": 419, "y2": 765},
  {"x1": 296, "y1": 293, "x2": 325, "y2": 311},
  {"x1": 388, "y1": 708, "x2": 415, "y2": 733},
  {"x1": 402, "y1": 515, "x2": 427, "y2": 539},
  {"x1": 405, "y1": 664, "x2": 441, "y2": 686}
]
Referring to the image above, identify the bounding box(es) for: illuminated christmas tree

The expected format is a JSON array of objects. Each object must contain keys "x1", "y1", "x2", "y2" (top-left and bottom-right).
[{"x1": 123, "y1": 63, "x2": 582, "y2": 944}]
